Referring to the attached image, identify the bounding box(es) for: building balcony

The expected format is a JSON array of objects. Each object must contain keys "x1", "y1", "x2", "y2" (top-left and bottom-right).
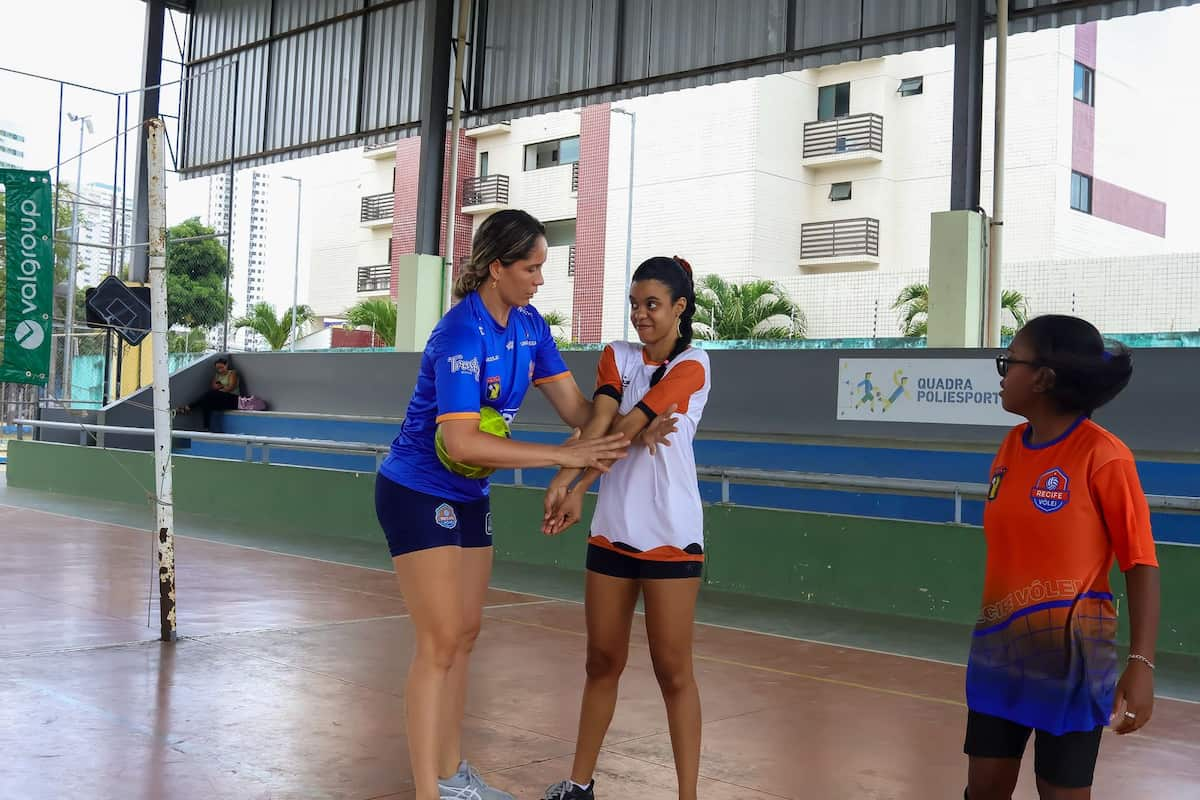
[
  {"x1": 363, "y1": 140, "x2": 398, "y2": 159},
  {"x1": 802, "y1": 113, "x2": 883, "y2": 168},
  {"x1": 360, "y1": 192, "x2": 394, "y2": 228},
  {"x1": 799, "y1": 218, "x2": 880, "y2": 272},
  {"x1": 465, "y1": 122, "x2": 512, "y2": 140},
  {"x1": 357, "y1": 264, "x2": 391, "y2": 293},
  {"x1": 462, "y1": 175, "x2": 510, "y2": 215}
]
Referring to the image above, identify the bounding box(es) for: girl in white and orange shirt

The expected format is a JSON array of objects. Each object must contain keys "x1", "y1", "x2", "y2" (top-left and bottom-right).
[{"x1": 540, "y1": 255, "x2": 710, "y2": 800}]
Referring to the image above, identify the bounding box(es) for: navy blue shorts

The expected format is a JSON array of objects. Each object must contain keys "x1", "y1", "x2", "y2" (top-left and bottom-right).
[{"x1": 375, "y1": 474, "x2": 492, "y2": 557}]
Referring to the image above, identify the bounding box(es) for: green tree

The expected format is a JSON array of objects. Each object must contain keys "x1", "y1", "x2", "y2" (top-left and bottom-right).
[
  {"x1": 893, "y1": 283, "x2": 930, "y2": 338},
  {"x1": 692, "y1": 275, "x2": 806, "y2": 340},
  {"x1": 540, "y1": 309, "x2": 572, "y2": 348},
  {"x1": 893, "y1": 283, "x2": 1029, "y2": 338},
  {"x1": 344, "y1": 297, "x2": 397, "y2": 348},
  {"x1": 1000, "y1": 289, "x2": 1030, "y2": 335},
  {"x1": 234, "y1": 302, "x2": 314, "y2": 351},
  {"x1": 168, "y1": 328, "x2": 211, "y2": 354},
  {"x1": 166, "y1": 217, "x2": 232, "y2": 329}
]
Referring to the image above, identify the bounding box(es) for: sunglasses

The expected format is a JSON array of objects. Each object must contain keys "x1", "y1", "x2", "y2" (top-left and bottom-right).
[{"x1": 995, "y1": 354, "x2": 1041, "y2": 377}]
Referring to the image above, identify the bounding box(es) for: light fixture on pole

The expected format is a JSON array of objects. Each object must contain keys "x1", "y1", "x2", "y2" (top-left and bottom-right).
[
  {"x1": 280, "y1": 175, "x2": 302, "y2": 351},
  {"x1": 62, "y1": 112, "x2": 93, "y2": 399},
  {"x1": 610, "y1": 107, "x2": 636, "y2": 341}
]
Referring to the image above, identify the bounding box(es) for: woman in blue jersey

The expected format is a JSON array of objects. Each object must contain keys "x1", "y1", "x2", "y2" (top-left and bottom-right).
[{"x1": 376, "y1": 210, "x2": 641, "y2": 800}]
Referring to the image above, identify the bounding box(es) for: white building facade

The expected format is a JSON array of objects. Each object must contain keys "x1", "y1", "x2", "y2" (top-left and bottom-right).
[{"x1": 306, "y1": 12, "x2": 1199, "y2": 343}]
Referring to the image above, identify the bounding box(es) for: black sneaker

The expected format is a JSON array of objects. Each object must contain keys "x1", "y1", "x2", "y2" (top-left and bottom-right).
[{"x1": 542, "y1": 779, "x2": 595, "y2": 800}]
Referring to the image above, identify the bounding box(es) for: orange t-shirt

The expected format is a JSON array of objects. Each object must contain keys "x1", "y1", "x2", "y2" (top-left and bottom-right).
[{"x1": 966, "y1": 417, "x2": 1157, "y2": 734}]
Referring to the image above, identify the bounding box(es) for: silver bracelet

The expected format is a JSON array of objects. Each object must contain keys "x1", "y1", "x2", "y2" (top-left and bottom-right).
[{"x1": 1128, "y1": 653, "x2": 1156, "y2": 670}]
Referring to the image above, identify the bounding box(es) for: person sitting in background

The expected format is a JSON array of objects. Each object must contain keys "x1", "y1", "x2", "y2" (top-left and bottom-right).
[{"x1": 178, "y1": 357, "x2": 240, "y2": 430}]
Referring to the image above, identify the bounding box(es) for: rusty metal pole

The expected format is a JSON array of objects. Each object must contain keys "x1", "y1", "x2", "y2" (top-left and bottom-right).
[{"x1": 146, "y1": 118, "x2": 176, "y2": 642}]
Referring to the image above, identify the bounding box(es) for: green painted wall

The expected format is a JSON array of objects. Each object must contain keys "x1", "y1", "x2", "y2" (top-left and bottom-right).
[{"x1": 9, "y1": 440, "x2": 1199, "y2": 655}]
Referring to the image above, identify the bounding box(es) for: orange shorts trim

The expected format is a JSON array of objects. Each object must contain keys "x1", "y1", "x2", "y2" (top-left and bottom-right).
[{"x1": 588, "y1": 535, "x2": 705, "y2": 563}]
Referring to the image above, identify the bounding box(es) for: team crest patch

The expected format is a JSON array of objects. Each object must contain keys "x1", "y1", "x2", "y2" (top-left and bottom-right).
[
  {"x1": 987, "y1": 467, "x2": 1006, "y2": 501},
  {"x1": 485, "y1": 512, "x2": 494, "y2": 537},
  {"x1": 435, "y1": 503, "x2": 459, "y2": 530},
  {"x1": 1030, "y1": 468, "x2": 1071, "y2": 514},
  {"x1": 486, "y1": 375, "x2": 501, "y2": 400}
]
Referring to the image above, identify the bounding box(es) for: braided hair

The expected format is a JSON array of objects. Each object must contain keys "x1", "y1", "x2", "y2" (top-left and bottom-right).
[{"x1": 631, "y1": 255, "x2": 696, "y2": 386}]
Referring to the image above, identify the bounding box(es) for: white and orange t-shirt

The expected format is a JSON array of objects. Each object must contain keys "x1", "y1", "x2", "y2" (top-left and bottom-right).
[{"x1": 587, "y1": 341, "x2": 710, "y2": 563}]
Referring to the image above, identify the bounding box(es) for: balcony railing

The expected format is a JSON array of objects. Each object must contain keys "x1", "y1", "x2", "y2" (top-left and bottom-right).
[
  {"x1": 360, "y1": 192, "x2": 394, "y2": 223},
  {"x1": 803, "y1": 113, "x2": 884, "y2": 159},
  {"x1": 568, "y1": 245, "x2": 576, "y2": 276},
  {"x1": 800, "y1": 218, "x2": 880, "y2": 260},
  {"x1": 357, "y1": 264, "x2": 391, "y2": 292},
  {"x1": 462, "y1": 174, "x2": 509, "y2": 207},
  {"x1": 571, "y1": 161, "x2": 579, "y2": 192}
]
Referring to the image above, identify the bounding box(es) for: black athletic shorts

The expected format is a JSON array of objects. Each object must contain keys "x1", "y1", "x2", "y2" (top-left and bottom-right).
[
  {"x1": 964, "y1": 710, "x2": 1103, "y2": 789},
  {"x1": 585, "y1": 543, "x2": 703, "y2": 580}
]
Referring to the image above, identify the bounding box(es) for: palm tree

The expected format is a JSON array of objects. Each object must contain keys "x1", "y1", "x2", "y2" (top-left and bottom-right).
[
  {"x1": 893, "y1": 283, "x2": 930, "y2": 337},
  {"x1": 1000, "y1": 289, "x2": 1029, "y2": 336},
  {"x1": 893, "y1": 283, "x2": 1029, "y2": 338},
  {"x1": 540, "y1": 309, "x2": 572, "y2": 347},
  {"x1": 233, "y1": 302, "x2": 315, "y2": 351},
  {"x1": 344, "y1": 298, "x2": 397, "y2": 347},
  {"x1": 693, "y1": 275, "x2": 806, "y2": 340}
]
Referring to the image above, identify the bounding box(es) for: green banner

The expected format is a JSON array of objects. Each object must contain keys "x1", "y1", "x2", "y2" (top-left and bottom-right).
[{"x1": 0, "y1": 170, "x2": 53, "y2": 386}]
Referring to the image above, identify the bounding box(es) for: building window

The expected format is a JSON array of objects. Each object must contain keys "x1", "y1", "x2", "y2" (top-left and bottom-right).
[
  {"x1": 1070, "y1": 171, "x2": 1092, "y2": 214},
  {"x1": 897, "y1": 76, "x2": 924, "y2": 97},
  {"x1": 1073, "y1": 62, "x2": 1094, "y2": 106},
  {"x1": 817, "y1": 82, "x2": 851, "y2": 121},
  {"x1": 543, "y1": 218, "x2": 577, "y2": 247},
  {"x1": 479, "y1": 151, "x2": 489, "y2": 177},
  {"x1": 524, "y1": 137, "x2": 579, "y2": 171},
  {"x1": 829, "y1": 182, "x2": 852, "y2": 201}
]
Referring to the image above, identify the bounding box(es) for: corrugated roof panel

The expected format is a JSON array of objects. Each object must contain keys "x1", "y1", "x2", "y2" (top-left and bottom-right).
[
  {"x1": 273, "y1": 0, "x2": 360, "y2": 34},
  {"x1": 180, "y1": 0, "x2": 1199, "y2": 174},
  {"x1": 190, "y1": 0, "x2": 271, "y2": 61},
  {"x1": 264, "y1": 19, "x2": 362, "y2": 152},
  {"x1": 360, "y1": 0, "x2": 423, "y2": 131}
]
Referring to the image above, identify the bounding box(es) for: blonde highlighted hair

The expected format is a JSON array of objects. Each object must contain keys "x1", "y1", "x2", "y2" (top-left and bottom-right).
[{"x1": 453, "y1": 209, "x2": 547, "y2": 299}]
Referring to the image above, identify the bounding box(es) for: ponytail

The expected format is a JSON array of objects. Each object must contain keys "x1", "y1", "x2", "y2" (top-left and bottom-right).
[
  {"x1": 631, "y1": 255, "x2": 696, "y2": 387},
  {"x1": 1020, "y1": 315, "x2": 1134, "y2": 414},
  {"x1": 453, "y1": 209, "x2": 546, "y2": 299}
]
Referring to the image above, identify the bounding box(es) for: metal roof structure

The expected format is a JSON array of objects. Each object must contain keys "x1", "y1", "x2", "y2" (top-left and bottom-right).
[{"x1": 172, "y1": 0, "x2": 1197, "y2": 176}]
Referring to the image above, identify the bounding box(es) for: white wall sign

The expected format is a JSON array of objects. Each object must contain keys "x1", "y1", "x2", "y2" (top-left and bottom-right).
[{"x1": 836, "y1": 358, "x2": 1023, "y2": 427}]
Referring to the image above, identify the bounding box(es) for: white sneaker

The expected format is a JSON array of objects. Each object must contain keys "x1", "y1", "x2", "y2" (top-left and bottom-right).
[{"x1": 438, "y1": 761, "x2": 514, "y2": 800}]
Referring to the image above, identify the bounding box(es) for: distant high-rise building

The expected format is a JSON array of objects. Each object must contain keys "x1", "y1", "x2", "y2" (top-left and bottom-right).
[{"x1": 0, "y1": 119, "x2": 26, "y2": 170}]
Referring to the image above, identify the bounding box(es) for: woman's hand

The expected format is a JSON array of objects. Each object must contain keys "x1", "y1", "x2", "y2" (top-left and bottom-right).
[
  {"x1": 543, "y1": 483, "x2": 570, "y2": 529},
  {"x1": 556, "y1": 432, "x2": 628, "y2": 470},
  {"x1": 543, "y1": 487, "x2": 585, "y2": 536},
  {"x1": 1111, "y1": 661, "x2": 1155, "y2": 734},
  {"x1": 636, "y1": 403, "x2": 679, "y2": 455}
]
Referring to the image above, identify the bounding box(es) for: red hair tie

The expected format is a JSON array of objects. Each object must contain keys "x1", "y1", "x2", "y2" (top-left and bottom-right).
[{"x1": 672, "y1": 255, "x2": 693, "y2": 278}]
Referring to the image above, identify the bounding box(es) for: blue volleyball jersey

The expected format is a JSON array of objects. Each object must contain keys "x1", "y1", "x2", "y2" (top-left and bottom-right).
[{"x1": 379, "y1": 291, "x2": 570, "y2": 501}]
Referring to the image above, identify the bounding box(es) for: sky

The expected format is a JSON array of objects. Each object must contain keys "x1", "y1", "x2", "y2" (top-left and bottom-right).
[{"x1": 0, "y1": 0, "x2": 355, "y2": 227}]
